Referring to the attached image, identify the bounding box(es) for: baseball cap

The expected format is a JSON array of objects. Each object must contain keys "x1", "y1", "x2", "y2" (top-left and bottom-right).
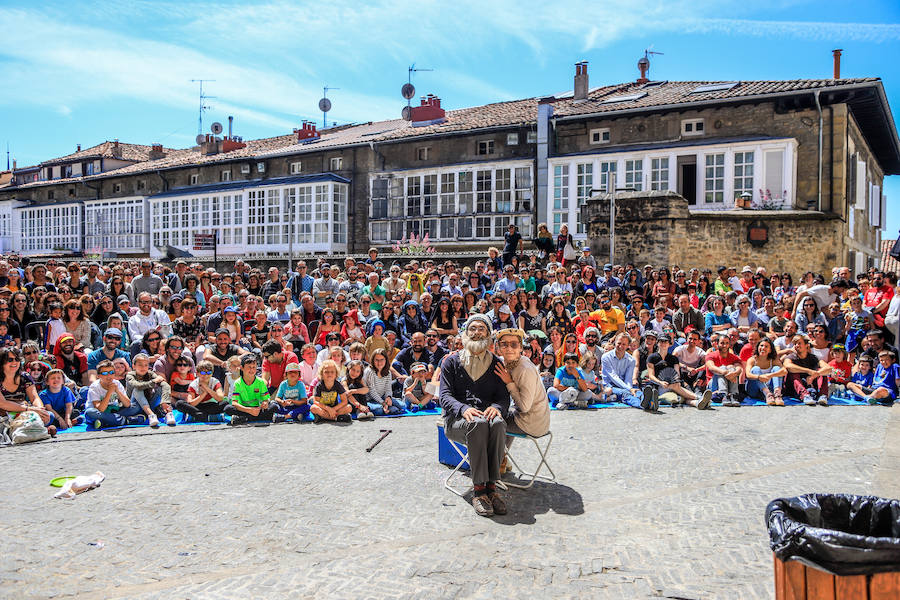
[
  {"x1": 285, "y1": 362, "x2": 301, "y2": 373},
  {"x1": 215, "y1": 327, "x2": 231, "y2": 337},
  {"x1": 104, "y1": 327, "x2": 122, "y2": 338},
  {"x1": 117, "y1": 294, "x2": 130, "y2": 304},
  {"x1": 741, "y1": 265, "x2": 752, "y2": 273},
  {"x1": 223, "y1": 306, "x2": 237, "y2": 313},
  {"x1": 411, "y1": 362, "x2": 427, "y2": 373}
]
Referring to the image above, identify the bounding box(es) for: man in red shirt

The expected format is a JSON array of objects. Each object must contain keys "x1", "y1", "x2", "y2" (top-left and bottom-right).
[
  {"x1": 739, "y1": 330, "x2": 762, "y2": 364},
  {"x1": 864, "y1": 271, "x2": 895, "y2": 344},
  {"x1": 261, "y1": 340, "x2": 299, "y2": 394},
  {"x1": 705, "y1": 334, "x2": 743, "y2": 407}
]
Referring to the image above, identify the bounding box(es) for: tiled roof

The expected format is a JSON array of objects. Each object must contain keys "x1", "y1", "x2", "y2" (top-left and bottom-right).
[
  {"x1": 881, "y1": 239, "x2": 900, "y2": 274},
  {"x1": 7, "y1": 77, "x2": 897, "y2": 189},
  {"x1": 549, "y1": 78, "x2": 882, "y2": 117},
  {"x1": 41, "y1": 141, "x2": 168, "y2": 165}
]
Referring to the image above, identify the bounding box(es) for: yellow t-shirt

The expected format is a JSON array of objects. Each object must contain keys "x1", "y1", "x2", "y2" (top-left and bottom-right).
[{"x1": 589, "y1": 307, "x2": 625, "y2": 335}]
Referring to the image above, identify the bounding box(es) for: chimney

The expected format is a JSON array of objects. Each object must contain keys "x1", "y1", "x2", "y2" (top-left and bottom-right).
[
  {"x1": 574, "y1": 61, "x2": 589, "y2": 100},
  {"x1": 76, "y1": 144, "x2": 81, "y2": 152},
  {"x1": 149, "y1": 143, "x2": 165, "y2": 160},
  {"x1": 833, "y1": 49, "x2": 842, "y2": 79},
  {"x1": 409, "y1": 94, "x2": 446, "y2": 126},
  {"x1": 294, "y1": 120, "x2": 319, "y2": 141},
  {"x1": 228, "y1": 115, "x2": 233, "y2": 138},
  {"x1": 111, "y1": 139, "x2": 122, "y2": 159}
]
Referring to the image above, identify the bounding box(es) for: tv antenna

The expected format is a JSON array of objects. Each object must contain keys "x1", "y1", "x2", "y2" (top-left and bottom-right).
[
  {"x1": 401, "y1": 63, "x2": 433, "y2": 119},
  {"x1": 190, "y1": 79, "x2": 216, "y2": 135},
  {"x1": 319, "y1": 85, "x2": 339, "y2": 128}
]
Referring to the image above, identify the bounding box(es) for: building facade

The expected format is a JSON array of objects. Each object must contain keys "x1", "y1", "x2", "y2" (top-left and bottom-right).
[{"x1": 0, "y1": 62, "x2": 897, "y2": 273}]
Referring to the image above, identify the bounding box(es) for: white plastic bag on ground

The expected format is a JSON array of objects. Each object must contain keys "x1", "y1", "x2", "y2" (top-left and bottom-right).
[
  {"x1": 11, "y1": 412, "x2": 50, "y2": 445},
  {"x1": 53, "y1": 471, "x2": 106, "y2": 500}
]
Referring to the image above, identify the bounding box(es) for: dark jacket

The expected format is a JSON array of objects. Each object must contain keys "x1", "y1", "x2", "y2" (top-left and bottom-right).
[
  {"x1": 439, "y1": 352, "x2": 510, "y2": 420},
  {"x1": 673, "y1": 307, "x2": 705, "y2": 336}
]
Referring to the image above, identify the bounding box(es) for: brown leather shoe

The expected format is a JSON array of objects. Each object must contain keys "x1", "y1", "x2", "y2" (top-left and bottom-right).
[
  {"x1": 472, "y1": 494, "x2": 494, "y2": 517},
  {"x1": 488, "y1": 491, "x2": 507, "y2": 515}
]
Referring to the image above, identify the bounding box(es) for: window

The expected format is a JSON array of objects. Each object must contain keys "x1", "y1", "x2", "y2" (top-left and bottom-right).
[
  {"x1": 599, "y1": 161, "x2": 617, "y2": 193},
  {"x1": 440, "y1": 218, "x2": 455, "y2": 239},
  {"x1": 233, "y1": 194, "x2": 242, "y2": 225},
  {"x1": 371, "y1": 222, "x2": 389, "y2": 242},
  {"x1": 764, "y1": 150, "x2": 785, "y2": 201},
  {"x1": 514, "y1": 167, "x2": 532, "y2": 211},
  {"x1": 689, "y1": 82, "x2": 738, "y2": 94},
  {"x1": 457, "y1": 217, "x2": 473, "y2": 238},
  {"x1": 407, "y1": 176, "x2": 421, "y2": 216},
  {"x1": 314, "y1": 185, "x2": 329, "y2": 222},
  {"x1": 475, "y1": 216, "x2": 491, "y2": 238},
  {"x1": 333, "y1": 185, "x2": 347, "y2": 244},
  {"x1": 733, "y1": 151, "x2": 754, "y2": 200},
  {"x1": 704, "y1": 153, "x2": 725, "y2": 203},
  {"x1": 137, "y1": 180, "x2": 146, "y2": 191},
  {"x1": 191, "y1": 198, "x2": 199, "y2": 227},
  {"x1": 297, "y1": 187, "x2": 312, "y2": 239},
  {"x1": 506, "y1": 133, "x2": 519, "y2": 145},
  {"x1": 257, "y1": 162, "x2": 266, "y2": 173},
  {"x1": 552, "y1": 211, "x2": 565, "y2": 235},
  {"x1": 590, "y1": 128, "x2": 610, "y2": 144},
  {"x1": 416, "y1": 147, "x2": 431, "y2": 161},
  {"x1": 650, "y1": 157, "x2": 669, "y2": 191},
  {"x1": 329, "y1": 157, "x2": 342, "y2": 170},
  {"x1": 241, "y1": 164, "x2": 250, "y2": 174},
  {"x1": 624, "y1": 159, "x2": 643, "y2": 191},
  {"x1": 422, "y1": 174, "x2": 437, "y2": 216},
  {"x1": 407, "y1": 220, "x2": 420, "y2": 238},
  {"x1": 494, "y1": 216, "x2": 510, "y2": 237},
  {"x1": 113, "y1": 184, "x2": 121, "y2": 193},
  {"x1": 371, "y1": 178, "x2": 388, "y2": 218},
  {"x1": 553, "y1": 165, "x2": 569, "y2": 210},
  {"x1": 476, "y1": 170, "x2": 492, "y2": 212},
  {"x1": 477, "y1": 140, "x2": 494, "y2": 155},
  {"x1": 576, "y1": 163, "x2": 593, "y2": 207},
  {"x1": 390, "y1": 222, "x2": 403, "y2": 241},
  {"x1": 220, "y1": 170, "x2": 231, "y2": 182},
  {"x1": 290, "y1": 161, "x2": 302, "y2": 174},
  {"x1": 212, "y1": 196, "x2": 220, "y2": 227},
  {"x1": 48, "y1": 190, "x2": 54, "y2": 200},
  {"x1": 64, "y1": 165, "x2": 72, "y2": 178},
  {"x1": 422, "y1": 218, "x2": 438, "y2": 238},
  {"x1": 600, "y1": 92, "x2": 647, "y2": 104},
  {"x1": 458, "y1": 171, "x2": 473, "y2": 214},
  {"x1": 526, "y1": 131, "x2": 537, "y2": 144},
  {"x1": 314, "y1": 223, "x2": 328, "y2": 243},
  {"x1": 68, "y1": 188, "x2": 75, "y2": 198},
  {"x1": 190, "y1": 174, "x2": 199, "y2": 185},
  {"x1": 223, "y1": 196, "x2": 232, "y2": 225},
  {"x1": 440, "y1": 173, "x2": 455, "y2": 214},
  {"x1": 495, "y1": 169, "x2": 511, "y2": 212},
  {"x1": 682, "y1": 119, "x2": 705, "y2": 136}
]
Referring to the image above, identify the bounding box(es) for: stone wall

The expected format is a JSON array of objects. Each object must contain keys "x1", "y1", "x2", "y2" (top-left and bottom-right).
[{"x1": 584, "y1": 190, "x2": 846, "y2": 275}]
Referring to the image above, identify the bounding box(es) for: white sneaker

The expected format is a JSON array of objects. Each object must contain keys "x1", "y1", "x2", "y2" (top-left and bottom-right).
[
  {"x1": 560, "y1": 388, "x2": 578, "y2": 405},
  {"x1": 148, "y1": 414, "x2": 159, "y2": 428},
  {"x1": 165, "y1": 412, "x2": 176, "y2": 426},
  {"x1": 803, "y1": 395, "x2": 816, "y2": 406}
]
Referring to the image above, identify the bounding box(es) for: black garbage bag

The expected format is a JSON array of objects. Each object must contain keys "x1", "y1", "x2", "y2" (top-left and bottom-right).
[{"x1": 766, "y1": 493, "x2": 900, "y2": 576}]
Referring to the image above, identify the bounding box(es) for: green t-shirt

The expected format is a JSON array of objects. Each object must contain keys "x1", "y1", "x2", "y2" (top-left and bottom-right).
[
  {"x1": 231, "y1": 376, "x2": 270, "y2": 407},
  {"x1": 362, "y1": 284, "x2": 387, "y2": 311}
]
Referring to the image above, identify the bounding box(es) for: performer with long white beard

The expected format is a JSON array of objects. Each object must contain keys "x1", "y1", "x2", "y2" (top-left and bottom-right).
[{"x1": 439, "y1": 315, "x2": 510, "y2": 517}]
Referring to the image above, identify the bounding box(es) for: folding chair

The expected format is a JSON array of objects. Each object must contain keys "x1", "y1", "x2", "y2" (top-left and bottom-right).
[
  {"x1": 501, "y1": 431, "x2": 556, "y2": 490},
  {"x1": 438, "y1": 422, "x2": 472, "y2": 498}
]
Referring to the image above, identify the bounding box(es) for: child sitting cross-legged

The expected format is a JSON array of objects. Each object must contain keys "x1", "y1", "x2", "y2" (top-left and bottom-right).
[
  {"x1": 272, "y1": 362, "x2": 311, "y2": 422},
  {"x1": 846, "y1": 355, "x2": 875, "y2": 402},
  {"x1": 310, "y1": 359, "x2": 353, "y2": 423},
  {"x1": 848, "y1": 350, "x2": 899, "y2": 406},
  {"x1": 175, "y1": 360, "x2": 227, "y2": 422},
  {"x1": 343, "y1": 360, "x2": 375, "y2": 420},
  {"x1": 226, "y1": 354, "x2": 277, "y2": 425},
  {"x1": 364, "y1": 348, "x2": 407, "y2": 415},
  {"x1": 38, "y1": 368, "x2": 80, "y2": 430},
  {"x1": 403, "y1": 362, "x2": 436, "y2": 412}
]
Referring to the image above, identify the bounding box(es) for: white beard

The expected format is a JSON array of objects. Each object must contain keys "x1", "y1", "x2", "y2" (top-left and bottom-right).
[{"x1": 459, "y1": 330, "x2": 491, "y2": 380}]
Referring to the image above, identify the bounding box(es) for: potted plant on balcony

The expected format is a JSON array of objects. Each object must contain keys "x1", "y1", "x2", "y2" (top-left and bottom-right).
[{"x1": 735, "y1": 192, "x2": 753, "y2": 210}]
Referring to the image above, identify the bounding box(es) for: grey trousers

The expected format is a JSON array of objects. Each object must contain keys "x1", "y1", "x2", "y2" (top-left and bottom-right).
[{"x1": 445, "y1": 414, "x2": 506, "y2": 486}]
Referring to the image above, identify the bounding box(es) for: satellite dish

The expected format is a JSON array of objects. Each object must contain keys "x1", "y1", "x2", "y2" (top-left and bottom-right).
[
  {"x1": 401, "y1": 106, "x2": 411, "y2": 121},
  {"x1": 318, "y1": 98, "x2": 332, "y2": 113},
  {"x1": 210, "y1": 122, "x2": 223, "y2": 135},
  {"x1": 401, "y1": 83, "x2": 416, "y2": 100},
  {"x1": 195, "y1": 134, "x2": 206, "y2": 145}
]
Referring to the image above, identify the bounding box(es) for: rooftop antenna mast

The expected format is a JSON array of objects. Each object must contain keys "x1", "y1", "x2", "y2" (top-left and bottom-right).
[
  {"x1": 190, "y1": 79, "x2": 216, "y2": 135},
  {"x1": 400, "y1": 63, "x2": 434, "y2": 120},
  {"x1": 5, "y1": 142, "x2": 8, "y2": 170},
  {"x1": 319, "y1": 85, "x2": 339, "y2": 128}
]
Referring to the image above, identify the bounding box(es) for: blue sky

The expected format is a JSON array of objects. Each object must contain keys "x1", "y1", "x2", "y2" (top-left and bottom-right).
[{"x1": 1, "y1": 0, "x2": 899, "y2": 230}]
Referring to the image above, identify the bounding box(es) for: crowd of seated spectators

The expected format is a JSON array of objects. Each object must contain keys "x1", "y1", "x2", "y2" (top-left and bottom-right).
[{"x1": 0, "y1": 240, "x2": 897, "y2": 437}]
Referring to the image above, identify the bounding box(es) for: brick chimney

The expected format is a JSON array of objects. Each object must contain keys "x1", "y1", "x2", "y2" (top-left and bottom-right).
[
  {"x1": 833, "y1": 49, "x2": 842, "y2": 79},
  {"x1": 76, "y1": 144, "x2": 81, "y2": 152},
  {"x1": 409, "y1": 95, "x2": 447, "y2": 127},
  {"x1": 294, "y1": 120, "x2": 319, "y2": 141},
  {"x1": 149, "y1": 143, "x2": 166, "y2": 160},
  {"x1": 637, "y1": 55, "x2": 650, "y2": 84},
  {"x1": 574, "y1": 61, "x2": 589, "y2": 100},
  {"x1": 111, "y1": 139, "x2": 122, "y2": 159}
]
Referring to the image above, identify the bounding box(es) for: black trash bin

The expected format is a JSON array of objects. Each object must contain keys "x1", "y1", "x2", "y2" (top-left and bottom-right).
[{"x1": 766, "y1": 493, "x2": 900, "y2": 599}]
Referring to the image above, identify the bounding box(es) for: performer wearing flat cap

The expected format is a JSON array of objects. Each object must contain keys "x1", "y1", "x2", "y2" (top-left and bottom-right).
[{"x1": 439, "y1": 314, "x2": 510, "y2": 517}]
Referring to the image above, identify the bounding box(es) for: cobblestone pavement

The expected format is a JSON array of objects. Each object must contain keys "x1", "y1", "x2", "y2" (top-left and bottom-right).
[{"x1": 2, "y1": 404, "x2": 898, "y2": 600}]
